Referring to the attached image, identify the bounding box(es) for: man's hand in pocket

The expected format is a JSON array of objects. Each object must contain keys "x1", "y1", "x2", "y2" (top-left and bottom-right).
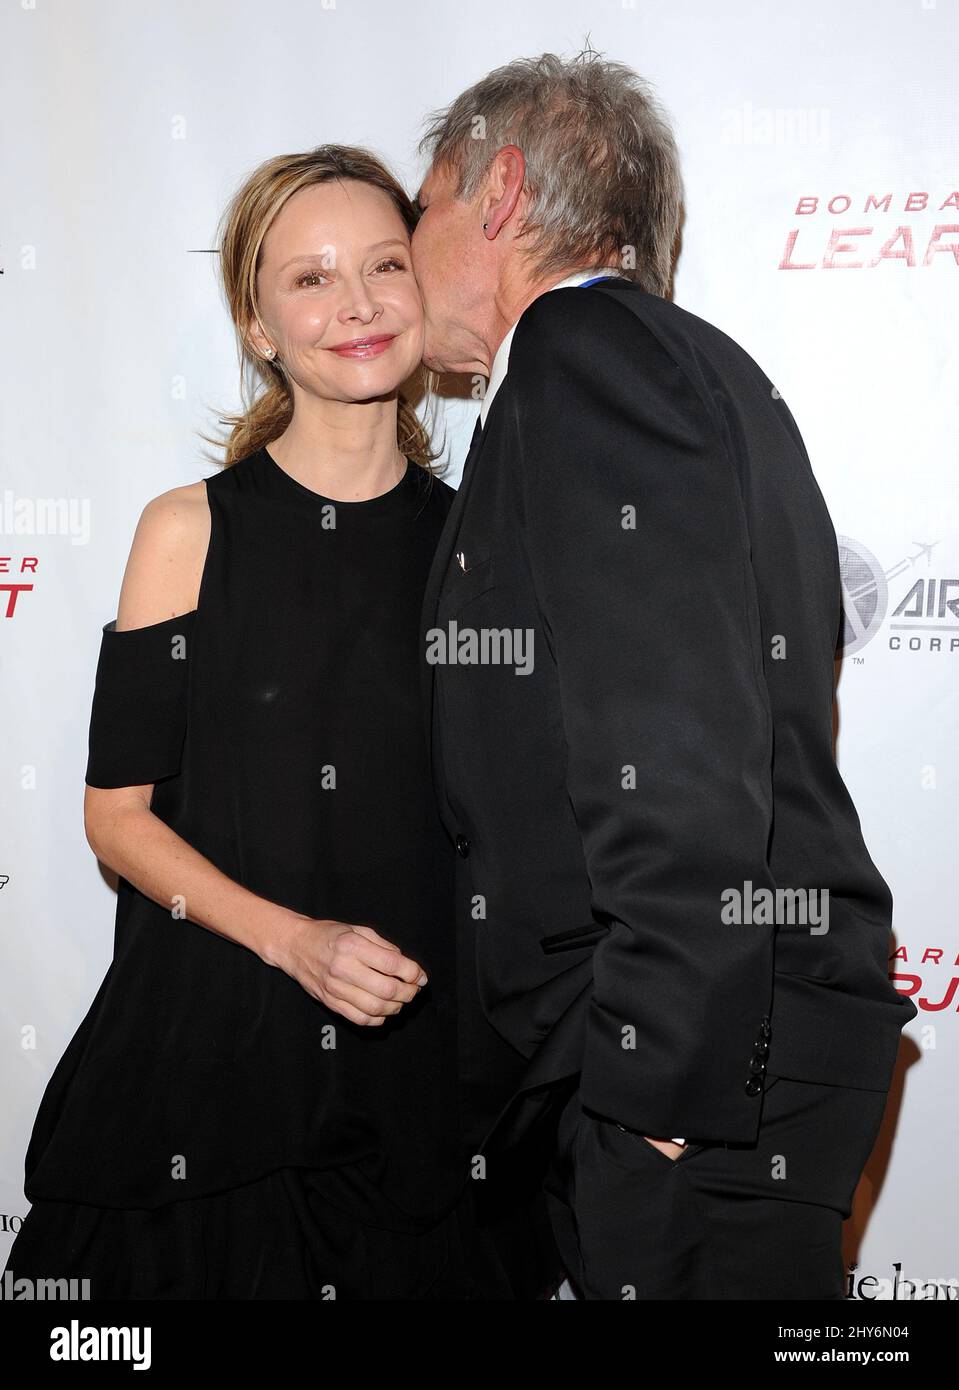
[{"x1": 643, "y1": 1136, "x2": 687, "y2": 1160}]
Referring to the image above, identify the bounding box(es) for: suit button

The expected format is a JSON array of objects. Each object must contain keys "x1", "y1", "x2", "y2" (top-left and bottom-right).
[
  {"x1": 749, "y1": 1054, "x2": 767, "y2": 1075},
  {"x1": 745, "y1": 1076, "x2": 763, "y2": 1096},
  {"x1": 759, "y1": 1016, "x2": 771, "y2": 1038},
  {"x1": 455, "y1": 834, "x2": 471, "y2": 858},
  {"x1": 753, "y1": 1038, "x2": 770, "y2": 1057}
]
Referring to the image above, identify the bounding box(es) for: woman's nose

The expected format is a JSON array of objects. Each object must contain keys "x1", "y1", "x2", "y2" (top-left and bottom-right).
[{"x1": 337, "y1": 280, "x2": 381, "y2": 322}]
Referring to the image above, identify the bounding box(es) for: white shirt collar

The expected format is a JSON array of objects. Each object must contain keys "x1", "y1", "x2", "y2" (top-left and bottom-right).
[{"x1": 478, "y1": 268, "x2": 629, "y2": 428}]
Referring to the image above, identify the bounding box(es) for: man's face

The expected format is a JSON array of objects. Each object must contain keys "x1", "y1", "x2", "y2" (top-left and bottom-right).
[{"x1": 411, "y1": 160, "x2": 490, "y2": 374}]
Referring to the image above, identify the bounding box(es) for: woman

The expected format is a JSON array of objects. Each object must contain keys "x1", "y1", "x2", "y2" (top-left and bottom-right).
[{"x1": 3, "y1": 146, "x2": 507, "y2": 1299}]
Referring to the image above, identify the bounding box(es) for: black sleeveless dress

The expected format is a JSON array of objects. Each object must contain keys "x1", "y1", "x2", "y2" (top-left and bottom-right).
[{"x1": 4, "y1": 445, "x2": 504, "y2": 1299}]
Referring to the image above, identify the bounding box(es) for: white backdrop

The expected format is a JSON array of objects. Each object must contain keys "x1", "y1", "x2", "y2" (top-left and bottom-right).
[{"x1": 2, "y1": 0, "x2": 955, "y2": 1297}]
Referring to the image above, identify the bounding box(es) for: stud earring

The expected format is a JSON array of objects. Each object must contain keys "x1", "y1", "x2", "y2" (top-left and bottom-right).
[
  {"x1": 263, "y1": 346, "x2": 275, "y2": 359},
  {"x1": 483, "y1": 222, "x2": 488, "y2": 230}
]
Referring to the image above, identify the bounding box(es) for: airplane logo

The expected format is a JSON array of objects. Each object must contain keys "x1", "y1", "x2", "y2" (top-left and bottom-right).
[{"x1": 884, "y1": 540, "x2": 939, "y2": 583}]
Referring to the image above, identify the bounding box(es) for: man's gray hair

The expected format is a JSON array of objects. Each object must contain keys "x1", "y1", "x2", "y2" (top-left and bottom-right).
[{"x1": 418, "y1": 49, "x2": 684, "y2": 297}]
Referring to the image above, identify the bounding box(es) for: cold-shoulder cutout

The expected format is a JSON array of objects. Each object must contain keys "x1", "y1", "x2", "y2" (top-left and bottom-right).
[
  {"x1": 85, "y1": 609, "x2": 197, "y2": 789},
  {"x1": 113, "y1": 481, "x2": 211, "y2": 633}
]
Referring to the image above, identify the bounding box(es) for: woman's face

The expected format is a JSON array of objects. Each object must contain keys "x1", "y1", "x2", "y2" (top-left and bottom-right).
[{"x1": 249, "y1": 178, "x2": 424, "y2": 404}]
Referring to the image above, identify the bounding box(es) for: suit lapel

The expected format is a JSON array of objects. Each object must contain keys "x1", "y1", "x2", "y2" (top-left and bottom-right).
[
  {"x1": 420, "y1": 414, "x2": 489, "y2": 825},
  {"x1": 420, "y1": 281, "x2": 624, "y2": 790}
]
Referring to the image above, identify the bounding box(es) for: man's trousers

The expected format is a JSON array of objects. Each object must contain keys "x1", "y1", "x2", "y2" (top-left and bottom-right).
[{"x1": 543, "y1": 1072, "x2": 890, "y2": 1300}]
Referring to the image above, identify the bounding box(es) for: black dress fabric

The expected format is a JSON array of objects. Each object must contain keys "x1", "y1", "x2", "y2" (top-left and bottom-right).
[{"x1": 4, "y1": 445, "x2": 507, "y2": 1299}]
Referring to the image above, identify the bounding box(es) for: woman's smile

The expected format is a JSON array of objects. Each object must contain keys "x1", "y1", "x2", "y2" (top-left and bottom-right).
[{"x1": 326, "y1": 331, "x2": 397, "y2": 359}]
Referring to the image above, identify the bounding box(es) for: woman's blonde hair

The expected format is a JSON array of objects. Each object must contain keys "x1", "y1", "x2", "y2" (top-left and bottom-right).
[{"x1": 205, "y1": 145, "x2": 440, "y2": 471}]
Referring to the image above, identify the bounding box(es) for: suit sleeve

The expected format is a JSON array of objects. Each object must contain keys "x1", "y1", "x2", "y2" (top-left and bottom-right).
[{"x1": 507, "y1": 289, "x2": 776, "y2": 1143}]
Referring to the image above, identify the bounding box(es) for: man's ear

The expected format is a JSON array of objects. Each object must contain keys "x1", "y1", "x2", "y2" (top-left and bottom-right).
[{"x1": 483, "y1": 144, "x2": 527, "y2": 239}]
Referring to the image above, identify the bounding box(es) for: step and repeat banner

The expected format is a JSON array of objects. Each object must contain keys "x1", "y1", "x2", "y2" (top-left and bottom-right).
[{"x1": 1, "y1": 0, "x2": 954, "y2": 1298}]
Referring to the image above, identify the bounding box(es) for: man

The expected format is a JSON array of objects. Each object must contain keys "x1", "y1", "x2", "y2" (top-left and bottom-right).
[{"x1": 410, "y1": 51, "x2": 917, "y2": 1299}]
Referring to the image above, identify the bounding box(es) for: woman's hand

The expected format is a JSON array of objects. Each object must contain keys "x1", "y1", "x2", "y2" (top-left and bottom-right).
[{"x1": 268, "y1": 914, "x2": 428, "y2": 1026}]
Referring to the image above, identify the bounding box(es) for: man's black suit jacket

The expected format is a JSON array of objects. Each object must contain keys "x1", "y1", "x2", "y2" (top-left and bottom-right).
[{"x1": 421, "y1": 277, "x2": 917, "y2": 1154}]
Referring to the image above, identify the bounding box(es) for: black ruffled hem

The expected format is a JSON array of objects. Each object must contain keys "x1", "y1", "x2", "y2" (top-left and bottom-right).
[{"x1": 4, "y1": 1164, "x2": 517, "y2": 1300}]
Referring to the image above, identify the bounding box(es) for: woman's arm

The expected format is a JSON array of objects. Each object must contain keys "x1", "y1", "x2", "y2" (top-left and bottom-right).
[{"x1": 83, "y1": 485, "x2": 427, "y2": 1026}]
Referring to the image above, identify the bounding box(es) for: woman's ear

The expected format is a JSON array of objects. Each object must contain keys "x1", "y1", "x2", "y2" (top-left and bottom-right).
[{"x1": 246, "y1": 317, "x2": 275, "y2": 361}]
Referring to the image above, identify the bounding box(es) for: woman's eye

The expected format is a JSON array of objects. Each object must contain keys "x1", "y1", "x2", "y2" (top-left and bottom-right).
[{"x1": 295, "y1": 259, "x2": 404, "y2": 287}]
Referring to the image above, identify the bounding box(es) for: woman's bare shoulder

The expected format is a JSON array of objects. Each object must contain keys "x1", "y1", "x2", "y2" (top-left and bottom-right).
[{"x1": 114, "y1": 481, "x2": 211, "y2": 630}]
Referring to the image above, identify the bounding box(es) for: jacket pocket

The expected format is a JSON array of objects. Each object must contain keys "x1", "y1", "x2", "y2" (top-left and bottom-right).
[
  {"x1": 438, "y1": 554, "x2": 496, "y2": 617},
  {"x1": 539, "y1": 923, "x2": 611, "y2": 955}
]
